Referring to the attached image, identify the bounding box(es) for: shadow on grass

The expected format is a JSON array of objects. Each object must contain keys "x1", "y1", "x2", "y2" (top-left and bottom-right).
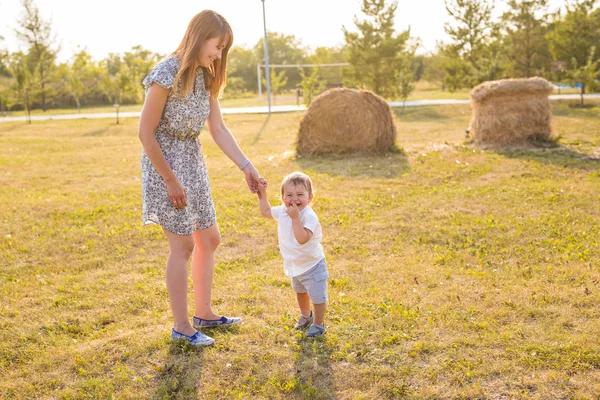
[
  {"x1": 0, "y1": 123, "x2": 22, "y2": 134},
  {"x1": 494, "y1": 145, "x2": 599, "y2": 171},
  {"x1": 292, "y1": 334, "x2": 336, "y2": 399},
  {"x1": 251, "y1": 114, "x2": 271, "y2": 145},
  {"x1": 152, "y1": 325, "x2": 243, "y2": 399},
  {"x1": 83, "y1": 128, "x2": 110, "y2": 137},
  {"x1": 297, "y1": 150, "x2": 410, "y2": 179},
  {"x1": 153, "y1": 340, "x2": 207, "y2": 399},
  {"x1": 551, "y1": 101, "x2": 600, "y2": 119}
]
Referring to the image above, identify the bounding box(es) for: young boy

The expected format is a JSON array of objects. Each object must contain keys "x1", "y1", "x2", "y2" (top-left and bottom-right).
[{"x1": 256, "y1": 172, "x2": 328, "y2": 337}]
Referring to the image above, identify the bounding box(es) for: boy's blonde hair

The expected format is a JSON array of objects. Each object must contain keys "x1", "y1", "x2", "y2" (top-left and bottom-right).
[{"x1": 280, "y1": 172, "x2": 313, "y2": 196}]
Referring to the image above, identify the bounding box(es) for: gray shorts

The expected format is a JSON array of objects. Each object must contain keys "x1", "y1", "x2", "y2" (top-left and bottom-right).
[{"x1": 291, "y1": 258, "x2": 329, "y2": 304}]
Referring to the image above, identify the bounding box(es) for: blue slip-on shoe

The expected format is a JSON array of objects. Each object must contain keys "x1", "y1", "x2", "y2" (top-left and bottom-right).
[
  {"x1": 306, "y1": 323, "x2": 326, "y2": 338},
  {"x1": 193, "y1": 315, "x2": 242, "y2": 329},
  {"x1": 171, "y1": 329, "x2": 215, "y2": 346}
]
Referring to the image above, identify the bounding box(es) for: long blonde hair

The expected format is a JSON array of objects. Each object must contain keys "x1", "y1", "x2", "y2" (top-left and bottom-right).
[{"x1": 173, "y1": 10, "x2": 233, "y2": 100}]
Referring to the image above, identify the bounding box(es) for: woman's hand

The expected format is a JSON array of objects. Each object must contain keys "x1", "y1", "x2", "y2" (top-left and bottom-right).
[
  {"x1": 166, "y1": 178, "x2": 188, "y2": 210},
  {"x1": 242, "y1": 163, "x2": 261, "y2": 193}
]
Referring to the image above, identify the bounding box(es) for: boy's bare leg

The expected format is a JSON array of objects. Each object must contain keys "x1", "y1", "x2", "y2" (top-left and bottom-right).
[
  {"x1": 313, "y1": 302, "x2": 327, "y2": 326},
  {"x1": 296, "y1": 292, "x2": 311, "y2": 316}
]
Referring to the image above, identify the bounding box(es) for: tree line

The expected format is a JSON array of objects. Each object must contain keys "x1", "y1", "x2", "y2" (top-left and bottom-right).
[{"x1": 0, "y1": 0, "x2": 599, "y2": 114}]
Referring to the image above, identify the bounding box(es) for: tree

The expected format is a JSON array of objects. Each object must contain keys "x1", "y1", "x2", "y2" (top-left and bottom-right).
[
  {"x1": 411, "y1": 54, "x2": 425, "y2": 82},
  {"x1": 438, "y1": 47, "x2": 473, "y2": 91},
  {"x1": 397, "y1": 67, "x2": 415, "y2": 114},
  {"x1": 501, "y1": 0, "x2": 551, "y2": 78},
  {"x1": 15, "y1": 0, "x2": 59, "y2": 112},
  {"x1": 306, "y1": 46, "x2": 347, "y2": 65},
  {"x1": 262, "y1": 69, "x2": 288, "y2": 104},
  {"x1": 0, "y1": 36, "x2": 7, "y2": 76},
  {"x1": 547, "y1": 0, "x2": 600, "y2": 98},
  {"x1": 254, "y1": 32, "x2": 306, "y2": 65},
  {"x1": 484, "y1": 24, "x2": 512, "y2": 81},
  {"x1": 567, "y1": 46, "x2": 599, "y2": 106},
  {"x1": 422, "y1": 50, "x2": 447, "y2": 88},
  {"x1": 227, "y1": 46, "x2": 259, "y2": 93},
  {"x1": 441, "y1": 0, "x2": 496, "y2": 90},
  {"x1": 223, "y1": 76, "x2": 246, "y2": 97},
  {"x1": 0, "y1": 36, "x2": 12, "y2": 114},
  {"x1": 254, "y1": 32, "x2": 306, "y2": 89},
  {"x1": 444, "y1": 0, "x2": 494, "y2": 69},
  {"x1": 298, "y1": 67, "x2": 325, "y2": 106},
  {"x1": 547, "y1": 0, "x2": 600, "y2": 99},
  {"x1": 343, "y1": 0, "x2": 415, "y2": 98},
  {"x1": 306, "y1": 46, "x2": 347, "y2": 85},
  {"x1": 8, "y1": 51, "x2": 35, "y2": 123},
  {"x1": 123, "y1": 45, "x2": 161, "y2": 102},
  {"x1": 63, "y1": 49, "x2": 96, "y2": 112},
  {"x1": 547, "y1": 0, "x2": 600, "y2": 67},
  {"x1": 101, "y1": 55, "x2": 134, "y2": 106}
]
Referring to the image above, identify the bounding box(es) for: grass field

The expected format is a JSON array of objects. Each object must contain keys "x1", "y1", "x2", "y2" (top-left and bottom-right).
[{"x1": 1, "y1": 101, "x2": 599, "y2": 399}]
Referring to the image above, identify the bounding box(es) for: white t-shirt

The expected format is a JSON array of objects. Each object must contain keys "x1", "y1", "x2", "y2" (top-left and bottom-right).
[{"x1": 271, "y1": 205, "x2": 325, "y2": 277}]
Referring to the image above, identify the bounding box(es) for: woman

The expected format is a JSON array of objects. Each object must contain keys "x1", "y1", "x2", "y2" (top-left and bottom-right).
[{"x1": 138, "y1": 10, "x2": 260, "y2": 346}]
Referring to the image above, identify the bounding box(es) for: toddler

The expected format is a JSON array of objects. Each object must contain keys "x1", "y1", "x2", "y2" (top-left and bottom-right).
[{"x1": 256, "y1": 172, "x2": 328, "y2": 337}]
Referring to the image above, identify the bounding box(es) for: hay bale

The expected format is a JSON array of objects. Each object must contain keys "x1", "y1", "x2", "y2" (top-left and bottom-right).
[
  {"x1": 469, "y1": 77, "x2": 554, "y2": 146},
  {"x1": 297, "y1": 88, "x2": 397, "y2": 155}
]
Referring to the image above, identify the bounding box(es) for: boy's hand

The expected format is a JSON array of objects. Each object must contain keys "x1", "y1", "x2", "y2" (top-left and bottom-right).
[
  {"x1": 257, "y1": 178, "x2": 268, "y2": 199},
  {"x1": 286, "y1": 203, "x2": 300, "y2": 219}
]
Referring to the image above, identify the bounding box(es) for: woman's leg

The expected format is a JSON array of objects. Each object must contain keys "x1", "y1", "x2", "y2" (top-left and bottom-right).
[
  {"x1": 192, "y1": 224, "x2": 221, "y2": 319},
  {"x1": 163, "y1": 229, "x2": 196, "y2": 336}
]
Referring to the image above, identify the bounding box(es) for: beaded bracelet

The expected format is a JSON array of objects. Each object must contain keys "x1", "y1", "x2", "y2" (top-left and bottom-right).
[{"x1": 238, "y1": 159, "x2": 251, "y2": 171}]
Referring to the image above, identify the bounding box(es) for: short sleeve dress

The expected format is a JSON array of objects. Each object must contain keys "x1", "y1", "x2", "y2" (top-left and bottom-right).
[{"x1": 141, "y1": 55, "x2": 217, "y2": 235}]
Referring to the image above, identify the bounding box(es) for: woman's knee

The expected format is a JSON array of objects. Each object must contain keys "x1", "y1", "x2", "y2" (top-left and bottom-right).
[
  {"x1": 165, "y1": 231, "x2": 195, "y2": 259},
  {"x1": 177, "y1": 241, "x2": 196, "y2": 259},
  {"x1": 194, "y1": 226, "x2": 221, "y2": 252}
]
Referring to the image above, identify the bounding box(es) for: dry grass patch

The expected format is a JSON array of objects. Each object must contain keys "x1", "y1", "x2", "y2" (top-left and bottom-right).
[{"x1": 1, "y1": 101, "x2": 599, "y2": 398}]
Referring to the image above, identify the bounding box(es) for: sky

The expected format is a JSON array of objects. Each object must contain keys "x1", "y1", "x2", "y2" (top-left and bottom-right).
[{"x1": 0, "y1": 0, "x2": 565, "y2": 63}]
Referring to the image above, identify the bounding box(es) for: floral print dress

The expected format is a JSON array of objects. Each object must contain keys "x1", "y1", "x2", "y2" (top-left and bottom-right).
[{"x1": 141, "y1": 55, "x2": 217, "y2": 235}]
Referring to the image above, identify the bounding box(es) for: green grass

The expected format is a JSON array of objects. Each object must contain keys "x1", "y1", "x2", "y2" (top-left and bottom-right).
[
  {"x1": 1, "y1": 101, "x2": 599, "y2": 399},
  {"x1": 1, "y1": 103, "x2": 143, "y2": 117},
  {"x1": 0, "y1": 93, "x2": 300, "y2": 118}
]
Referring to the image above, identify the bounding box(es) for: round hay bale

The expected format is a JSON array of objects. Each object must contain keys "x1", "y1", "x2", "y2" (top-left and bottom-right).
[
  {"x1": 297, "y1": 88, "x2": 397, "y2": 155},
  {"x1": 469, "y1": 77, "x2": 554, "y2": 147}
]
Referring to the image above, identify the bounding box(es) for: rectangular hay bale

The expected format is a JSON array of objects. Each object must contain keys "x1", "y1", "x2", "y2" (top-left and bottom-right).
[{"x1": 469, "y1": 78, "x2": 554, "y2": 146}]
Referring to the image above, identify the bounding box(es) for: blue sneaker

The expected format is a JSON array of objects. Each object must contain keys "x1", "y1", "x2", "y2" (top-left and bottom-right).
[
  {"x1": 171, "y1": 329, "x2": 214, "y2": 346},
  {"x1": 193, "y1": 315, "x2": 242, "y2": 329}
]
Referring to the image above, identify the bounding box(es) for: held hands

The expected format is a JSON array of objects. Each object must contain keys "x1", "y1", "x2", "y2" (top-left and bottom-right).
[
  {"x1": 242, "y1": 163, "x2": 260, "y2": 193},
  {"x1": 256, "y1": 178, "x2": 268, "y2": 199}
]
